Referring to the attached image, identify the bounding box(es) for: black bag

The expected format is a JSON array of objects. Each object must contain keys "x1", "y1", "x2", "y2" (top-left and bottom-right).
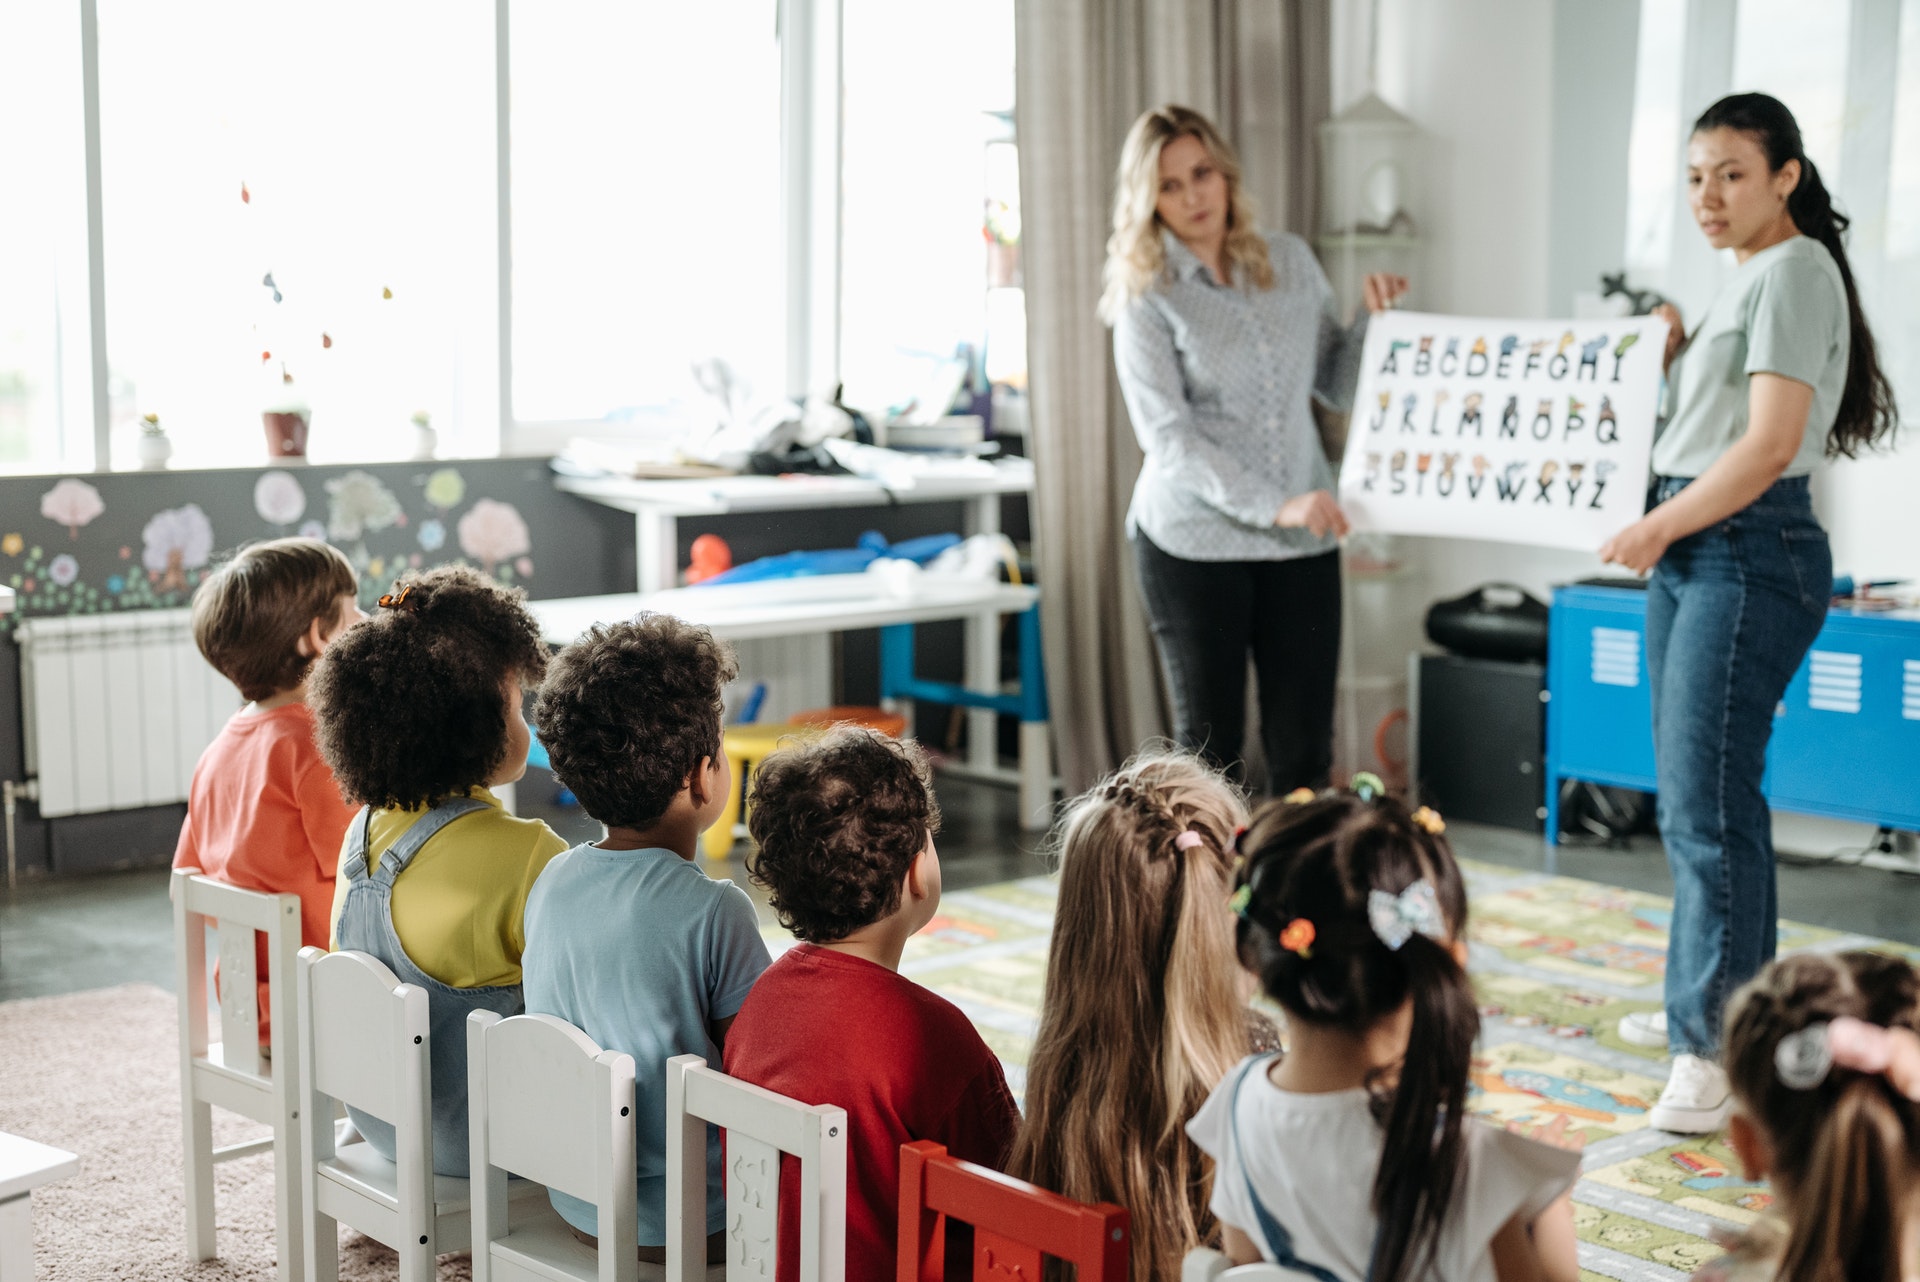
[{"x1": 1424, "y1": 583, "x2": 1550, "y2": 662}]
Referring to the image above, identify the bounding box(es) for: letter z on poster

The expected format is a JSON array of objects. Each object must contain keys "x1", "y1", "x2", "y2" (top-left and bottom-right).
[{"x1": 1336, "y1": 311, "x2": 1669, "y2": 551}]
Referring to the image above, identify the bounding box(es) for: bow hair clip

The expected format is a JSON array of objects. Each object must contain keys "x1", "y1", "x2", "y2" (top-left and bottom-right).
[
  {"x1": 1367, "y1": 879, "x2": 1446, "y2": 951},
  {"x1": 377, "y1": 585, "x2": 415, "y2": 611},
  {"x1": 1775, "y1": 1022, "x2": 1833, "y2": 1091}
]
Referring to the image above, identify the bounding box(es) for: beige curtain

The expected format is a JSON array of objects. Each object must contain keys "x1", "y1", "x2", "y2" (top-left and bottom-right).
[{"x1": 1016, "y1": 0, "x2": 1333, "y2": 795}]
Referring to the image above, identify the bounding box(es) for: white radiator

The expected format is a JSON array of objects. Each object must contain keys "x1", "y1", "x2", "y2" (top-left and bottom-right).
[{"x1": 17, "y1": 609, "x2": 241, "y2": 818}]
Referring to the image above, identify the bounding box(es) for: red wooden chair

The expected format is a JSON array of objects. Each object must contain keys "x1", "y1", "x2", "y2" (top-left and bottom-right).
[{"x1": 896, "y1": 1140, "x2": 1130, "y2": 1282}]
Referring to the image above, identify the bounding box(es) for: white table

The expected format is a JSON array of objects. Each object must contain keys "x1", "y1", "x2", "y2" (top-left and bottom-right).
[
  {"x1": 0, "y1": 1132, "x2": 79, "y2": 1282},
  {"x1": 554, "y1": 463, "x2": 1035, "y2": 783},
  {"x1": 529, "y1": 574, "x2": 1054, "y2": 826},
  {"x1": 0, "y1": 585, "x2": 13, "y2": 615}
]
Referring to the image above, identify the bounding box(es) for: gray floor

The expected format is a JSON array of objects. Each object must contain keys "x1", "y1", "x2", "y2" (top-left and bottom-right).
[{"x1": 5, "y1": 779, "x2": 1920, "y2": 1005}]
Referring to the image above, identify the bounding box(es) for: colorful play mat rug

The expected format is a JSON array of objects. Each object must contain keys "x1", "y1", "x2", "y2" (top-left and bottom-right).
[{"x1": 765, "y1": 860, "x2": 1917, "y2": 1282}]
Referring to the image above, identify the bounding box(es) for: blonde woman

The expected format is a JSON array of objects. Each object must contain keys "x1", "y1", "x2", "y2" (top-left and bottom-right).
[
  {"x1": 1007, "y1": 750, "x2": 1269, "y2": 1282},
  {"x1": 1105, "y1": 104, "x2": 1406, "y2": 794}
]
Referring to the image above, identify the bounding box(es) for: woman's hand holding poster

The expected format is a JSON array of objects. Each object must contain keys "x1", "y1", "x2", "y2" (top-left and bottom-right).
[{"x1": 1336, "y1": 312, "x2": 1670, "y2": 551}]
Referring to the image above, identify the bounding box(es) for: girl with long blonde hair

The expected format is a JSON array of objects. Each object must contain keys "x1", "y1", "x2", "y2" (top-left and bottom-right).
[
  {"x1": 1007, "y1": 750, "x2": 1266, "y2": 1281},
  {"x1": 1105, "y1": 104, "x2": 1407, "y2": 796}
]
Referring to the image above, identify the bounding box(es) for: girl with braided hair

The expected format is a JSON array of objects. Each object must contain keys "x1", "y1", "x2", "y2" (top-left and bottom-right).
[
  {"x1": 1700, "y1": 951, "x2": 1920, "y2": 1282},
  {"x1": 1007, "y1": 751, "x2": 1269, "y2": 1281},
  {"x1": 1189, "y1": 783, "x2": 1581, "y2": 1282}
]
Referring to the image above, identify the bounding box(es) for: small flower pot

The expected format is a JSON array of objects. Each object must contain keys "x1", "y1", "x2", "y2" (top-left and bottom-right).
[
  {"x1": 137, "y1": 432, "x2": 173, "y2": 471},
  {"x1": 263, "y1": 410, "x2": 309, "y2": 460}
]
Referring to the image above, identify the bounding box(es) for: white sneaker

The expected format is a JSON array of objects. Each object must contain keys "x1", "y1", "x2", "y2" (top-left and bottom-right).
[
  {"x1": 1649, "y1": 1053, "x2": 1732, "y2": 1134},
  {"x1": 1619, "y1": 1010, "x2": 1668, "y2": 1049}
]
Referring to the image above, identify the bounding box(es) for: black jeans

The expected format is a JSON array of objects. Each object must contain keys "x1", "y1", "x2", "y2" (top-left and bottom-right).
[{"x1": 1132, "y1": 533, "x2": 1342, "y2": 795}]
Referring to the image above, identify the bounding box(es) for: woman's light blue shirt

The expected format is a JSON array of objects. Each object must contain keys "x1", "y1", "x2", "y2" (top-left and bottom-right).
[{"x1": 1114, "y1": 231, "x2": 1365, "y2": 562}]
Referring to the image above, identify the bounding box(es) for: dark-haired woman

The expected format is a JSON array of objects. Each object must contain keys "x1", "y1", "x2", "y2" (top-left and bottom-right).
[{"x1": 1599, "y1": 93, "x2": 1899, "y2": 1134}]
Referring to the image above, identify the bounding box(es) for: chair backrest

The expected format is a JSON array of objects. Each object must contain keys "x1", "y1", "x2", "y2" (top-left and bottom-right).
[
  {"x1": 172, "y1": 868, "x2": 303, "y2": 1082},
  {"x1": 897, "y1": 1140, "x2": 1129, "y2": 1282},
  {"x1": 468, "y1": 1010, "x2": 638, "y2": 1282},
  {"x1": 1183, "y1": 1247, "x2": 1308, "y2": 1281},
  {"x1": 296, "y1": 945, "x2": 431, "y2": 1176},
  {"x1": 665, "y1": 1054, "x2": 846, "y2": 1282}
]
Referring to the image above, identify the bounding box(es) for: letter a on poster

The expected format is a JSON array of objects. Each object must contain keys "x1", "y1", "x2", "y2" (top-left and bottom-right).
[{"x1": 1337, "y1": 311, "x2": 1668, "y2": 551}]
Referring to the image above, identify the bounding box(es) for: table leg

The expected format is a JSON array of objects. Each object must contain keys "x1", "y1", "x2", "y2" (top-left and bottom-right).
[
  {"x1": 635, "y1": 510, "x2": 679, "y2": 594},
  {"x1": 962, "y1": 494, "x2": 1003, "y2": 773},
  {"x1": 1, "y1": 1194, "x2": 34, "y2": 1282}
]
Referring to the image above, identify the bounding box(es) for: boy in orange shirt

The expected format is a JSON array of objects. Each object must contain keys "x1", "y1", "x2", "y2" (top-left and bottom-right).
[{"x1": 172, "y1": 538, "x2": 364, "y2": 1036}]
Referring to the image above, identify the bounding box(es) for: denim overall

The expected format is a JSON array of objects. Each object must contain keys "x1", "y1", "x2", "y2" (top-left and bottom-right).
[{"x1": 334, "y1": 798, "x2": 525, "y2": 1176}]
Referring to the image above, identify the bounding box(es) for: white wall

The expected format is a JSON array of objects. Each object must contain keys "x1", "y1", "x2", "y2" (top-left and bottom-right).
[{"x1": 1335, "y1": 0, "x2": 1611, "y2": 606}]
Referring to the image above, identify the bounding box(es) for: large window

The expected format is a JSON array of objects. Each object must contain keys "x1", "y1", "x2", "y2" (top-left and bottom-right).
[
  {"x1": 1879, "y1": 0, "x2": 1920, "y2": 408},
  {"x1": 0, "y1": 6, "x2": 87, "y2": 472},
  {"x1": 509, "y1": 2, "x2": 783, "y2": 428},
  {"x1": 839, "y1": 0, "x2": 1021, "y2": 419},
  {"x1": 98, "y1": 1, "x2": 497, "y2": 469}
]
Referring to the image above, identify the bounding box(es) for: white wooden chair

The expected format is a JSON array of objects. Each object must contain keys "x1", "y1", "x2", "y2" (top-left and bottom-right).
[
  {"x1": 468, "y1": 1010, "x2": 639, "y2": 1282},
  {"x1": 665, "y1": 1054, "x2": 847, "y2": 1282},
  {"x1": 172, "y1": 869, "x2": 305, "y2": 1282},
  {"x1": 297, "y1": 948, "x2": 543, "y2": 1281},
  {"x1": 1183, "y1": 1247, "x2": 1312, "y2": 1281}
]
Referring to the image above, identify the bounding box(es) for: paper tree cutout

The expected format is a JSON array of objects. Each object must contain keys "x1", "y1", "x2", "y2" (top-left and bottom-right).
[
  {"x1": 143, "y1": 503, "x2": 215, "y2": 592},
  {"x1": 457, "y1": 499, "x2": 531, "y2": 576},
  {"x1": 41, "y1": 478, "x2": 105, "y2": 539}
]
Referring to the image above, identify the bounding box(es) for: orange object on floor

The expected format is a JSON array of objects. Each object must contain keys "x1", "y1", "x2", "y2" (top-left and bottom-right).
[{"x1": 791, "y1": 705, "x2": 908, "y2": 739}]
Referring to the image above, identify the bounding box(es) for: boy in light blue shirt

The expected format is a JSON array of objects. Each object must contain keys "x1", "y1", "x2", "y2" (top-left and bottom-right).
[{"x1": 524, "y1": 614, "x2": 770, "y2": 1264}]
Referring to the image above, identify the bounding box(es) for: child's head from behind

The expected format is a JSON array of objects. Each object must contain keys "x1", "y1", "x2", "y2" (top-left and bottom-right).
[
  {"x1": 746, "y1": 727, "x2": 940, "y2": 944},
  {"x1": 310, "y1": 566, "x2": 548, "y2": 811},
  {"x1": 1234, "y1": 788, "x2": 1475, "y2": 1282},
  {"x1": 192, "y1": 537, "x2": 358, "y2": 703},
  {"x1": 1722, "y1": 951, "x2": 1920, "y2": 1282},
  {"x1": 1011, "y1": 750, "x2": 1250, "y2": 1282},
  {"x1": 531, "y1": 613, "x2": 738, "y2": 830}
]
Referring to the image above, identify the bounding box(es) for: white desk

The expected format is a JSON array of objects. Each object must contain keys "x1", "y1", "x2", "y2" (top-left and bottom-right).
[
  {"x1": 555, "y1": 463, "x2": 1035, "y2": 781},
  {"x1": 0, "y1": 1132, "x2": 79, "y2": 1282},
  {"x1": 0, "y1": 585, "x2": 13, "y2": 615},
  {"x1": 530, "y1": 574, "x2": 1053, "y2": 826}
]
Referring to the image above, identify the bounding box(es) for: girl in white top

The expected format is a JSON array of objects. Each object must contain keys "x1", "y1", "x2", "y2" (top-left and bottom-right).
[{"x1": 1188, "y1": 780, "x2": 1582, "y2": 1282}]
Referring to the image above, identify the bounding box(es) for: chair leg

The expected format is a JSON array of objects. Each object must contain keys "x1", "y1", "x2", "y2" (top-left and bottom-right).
[
  {"x1": 274, "y1": 1123, "x2": 305, "y2": 1282},
  {"x1": 310, "y1": 1209, "x2": 341, "y2": 1282},
  {"x1": 398, "y1": 1235, "x2": 432, "y2": 1282},
  {"x1": 182, "y1": 1096, "x2": 217, "y2": 1261}
]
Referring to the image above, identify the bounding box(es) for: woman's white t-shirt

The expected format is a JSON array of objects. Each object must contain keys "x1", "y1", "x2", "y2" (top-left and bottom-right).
[{"x1": 1187, "y1": 1055, "x2": 1582, "y2": 1282}]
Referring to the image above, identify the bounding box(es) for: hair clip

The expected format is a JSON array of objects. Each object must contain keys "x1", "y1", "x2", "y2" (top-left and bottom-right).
[
  {"x1": 1175, "y1": 829, "x2": 1204, "y2": 851},
  {"x1": 1284, "y1": 787, "x2": 1316, "y2": 805},
  {"x1": 1776, "y1": 1022, "x2": 1834, "y2": 1091},
  {"x1": 377, "y1": 585, "x2": 414, "y2": 611},
  {"x1": 1411, "y1": 805, "x2": 1446, "y2": 835},
  {"x1": 1279, "y1": 918, "x2": 1315, "y2": 958},
  {"x1": 1367, "y1": 879, "x2": 1446, "y2": 951},
  {"x1": 1352, "y1": 771, "x2": 1385, "y2": 802},
  {"x1": 1228, "y1": 885, "x2": 1253, "y2": 918}
]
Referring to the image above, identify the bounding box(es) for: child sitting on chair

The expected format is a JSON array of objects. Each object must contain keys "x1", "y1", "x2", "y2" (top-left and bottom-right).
[
  {"x1": 173, "y1": 537, "x2": 363, "y2": 1043},
  {"x1": 724, "y1": 726, "x2": 1019, "y2": 1282},
  {"x1": 523, "y1": 614, "x2": 771, "y2": 1264},
  {"x1": 308, "y1": 566, "x2": 566, "y2": 1175}
]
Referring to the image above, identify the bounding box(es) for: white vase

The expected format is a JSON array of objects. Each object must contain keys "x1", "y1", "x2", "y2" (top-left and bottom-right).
[
  {"x1": 137, "y1": 432, "x2": 172, "y2": 470},
  {"x1": 411, "y1": 423, "x2": 438, "y2": 461}
]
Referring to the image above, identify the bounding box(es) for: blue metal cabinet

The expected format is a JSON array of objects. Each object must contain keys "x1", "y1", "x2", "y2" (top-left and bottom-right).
[{"x1": 1544, "y1": 584, "x2": 1920, "y2": 842}]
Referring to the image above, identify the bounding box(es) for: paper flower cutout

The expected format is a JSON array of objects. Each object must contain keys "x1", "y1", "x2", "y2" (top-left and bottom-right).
[
  {"x1": 457, "y1": 499, "x2": 531, "y2": 575},
  {"x1": 254, "y1": 470, "x2": 308, "y2": 526},
  {"x1": 325, "y1": 470, "x2": 403, "y2": 541},
  {"x1": 417, "y1": 518, "x2": 445, "y2": 552},
  {"x1": 424, "y1": 468, "x2": 466, "y2": 510},
  {"x1": 41, "y1": 478, "x2": 105, "y2": 539},
  {"x1": 143, "y1": 503, "x2": 215, "y2": 592},
  {"x1": 514, "y1": 556, "x2": 534, "y2": 578},
  {"x1": 298, "y1": 519, "x2": 327, "y2": 541},
  {"x1": 2, "y1": 533, "x2": 20, "y2": 557},
  {"x1": 48, "y1": 554, "x2": 79, "y2": 587}
]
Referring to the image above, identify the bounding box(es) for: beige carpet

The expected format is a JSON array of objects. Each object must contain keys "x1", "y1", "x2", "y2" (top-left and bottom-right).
[{"x1": 0, "y1": 983, "x2": 472, "y2": 1281}]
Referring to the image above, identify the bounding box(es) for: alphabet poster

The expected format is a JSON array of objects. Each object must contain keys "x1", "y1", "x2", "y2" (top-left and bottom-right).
[{"x1": 1337, "y1": 311, "x2": 1669, "y2": 550}]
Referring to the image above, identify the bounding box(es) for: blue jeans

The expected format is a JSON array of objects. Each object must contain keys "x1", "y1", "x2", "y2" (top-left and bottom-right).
[{"x1": 1646, "y1": 475, "x2": 1830, "y2": 1059}]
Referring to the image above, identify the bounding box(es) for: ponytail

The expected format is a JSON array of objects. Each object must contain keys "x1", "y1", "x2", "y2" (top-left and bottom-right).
[
  {"x1": 1780, "y1": 1078, "x2": 1919, "y2": 1282},
  {"x1": 1369, "y1": 936, "x2": 1479, "y2": 1282},
  {"x1": 1693, "y1": 93, "x2": 1899, "y2": 457}
]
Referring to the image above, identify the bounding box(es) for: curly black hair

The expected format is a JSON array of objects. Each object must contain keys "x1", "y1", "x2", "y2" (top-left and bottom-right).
[
  {"x1": 309, "y1": 566, "x2": 548, "y2": 811},
  {"x1": 745, "y1": 726, "x2": 940, "y2": 943},
  {"x1": 531, "y1": 613, "x2": 738, "y2": 829}
]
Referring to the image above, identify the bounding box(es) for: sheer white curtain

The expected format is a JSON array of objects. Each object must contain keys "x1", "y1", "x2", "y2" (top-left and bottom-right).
[{"x1": 1015, "y1": 0, "x2": 1331, "y2": 792}]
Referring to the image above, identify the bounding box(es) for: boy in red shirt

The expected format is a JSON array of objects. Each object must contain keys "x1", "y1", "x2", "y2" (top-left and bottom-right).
[
  {"x1": 724, "y1": 727, "x2": 1019, "y2": 1282},
  {"x1": 173, "y1": 538, "x2": 363, "y2": 1038}
]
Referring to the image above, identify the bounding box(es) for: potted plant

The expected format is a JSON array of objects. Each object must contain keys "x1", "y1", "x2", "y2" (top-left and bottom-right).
[
  {"x1": 410, "y1": 409, "x2": 437, "y2": 460},
  {"x1": 138, "y1": 412, "x2": 173, "y2": 470}
]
